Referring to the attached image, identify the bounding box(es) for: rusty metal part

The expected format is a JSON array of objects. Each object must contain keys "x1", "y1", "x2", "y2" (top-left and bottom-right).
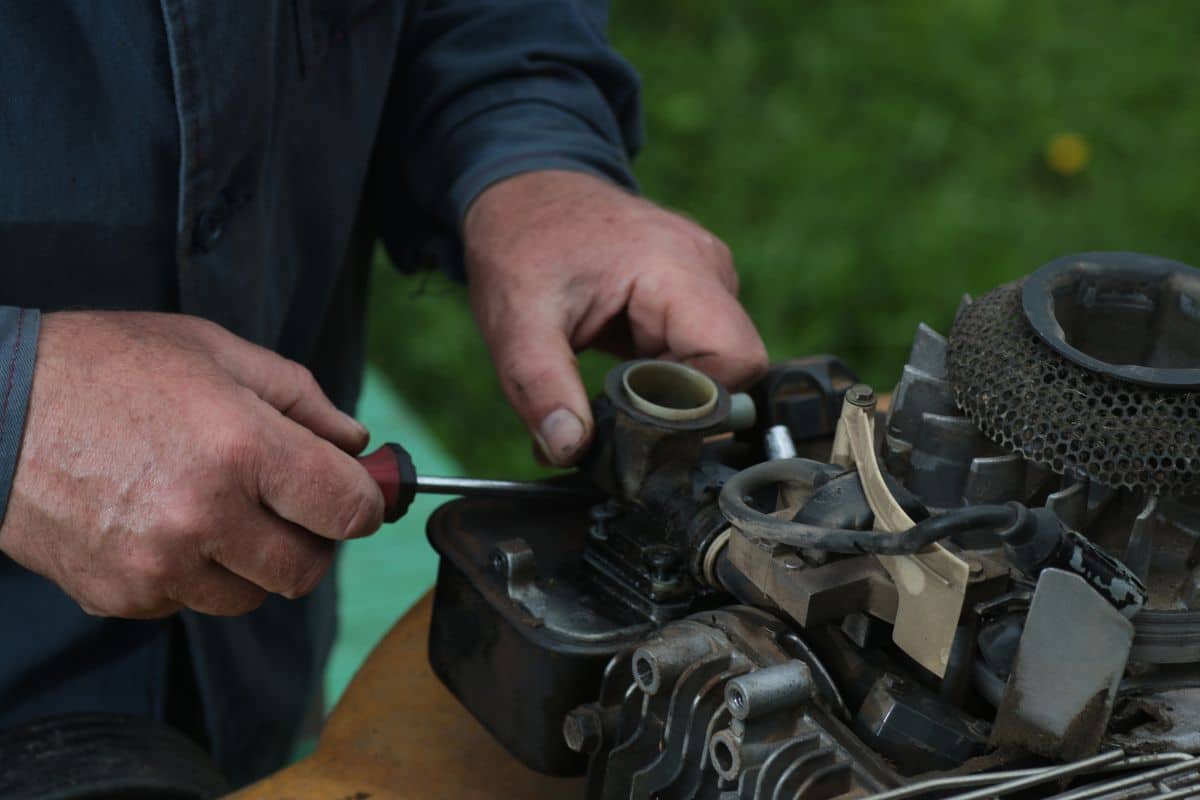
[
  {"x1": 725, "y1": 530, "x2": 898, "y2": 627},
  {"x1": 991, "y1": 569, "x2": 1134, "y2": 761}
]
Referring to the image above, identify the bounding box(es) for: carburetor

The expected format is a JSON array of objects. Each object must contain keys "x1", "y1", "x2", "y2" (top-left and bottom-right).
[{"x1": 426, "y1": 252, "x2": 1200, "y2": 798}]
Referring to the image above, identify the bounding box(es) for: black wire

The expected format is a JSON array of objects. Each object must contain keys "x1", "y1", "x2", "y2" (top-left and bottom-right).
[{"x1": 718, "y1": 459, "x2": 1022, "y2": 554}]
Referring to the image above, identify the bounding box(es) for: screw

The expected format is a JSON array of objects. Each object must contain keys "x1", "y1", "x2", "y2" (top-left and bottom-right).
[
  {"x1": 589, "y1": 501, "x2": 620, "y2": 541},
  {"x1": 489, "y1": 551, "x2": 506, "y2": 577},
  {"x1": 779, "y1": 553, "x2": 805, "y2": 570},
  {"x1": 643, "y1": 545, "x2": 682, "y2": 583},
  {"x1": 563, "y1": 707, "x2": 603, "y2": 753},
  {"x1": 846, "y1": 384, "x2": 876, "y2": 408}
]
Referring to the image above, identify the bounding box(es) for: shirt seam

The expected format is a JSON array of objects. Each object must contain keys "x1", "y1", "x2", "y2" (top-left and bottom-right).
[{"x1": 0, "y1": 308, "x2": 27, "y2": 425}]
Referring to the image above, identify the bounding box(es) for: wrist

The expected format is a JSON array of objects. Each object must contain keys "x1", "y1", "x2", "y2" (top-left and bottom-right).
[{"x1": 463, "y1": 168, "x2": 628, "y2": 245}]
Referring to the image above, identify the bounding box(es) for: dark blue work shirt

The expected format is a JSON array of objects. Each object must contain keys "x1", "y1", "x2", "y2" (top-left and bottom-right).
[{"x1": 0, "y1": 0, "x2": 641, "y2": 784}]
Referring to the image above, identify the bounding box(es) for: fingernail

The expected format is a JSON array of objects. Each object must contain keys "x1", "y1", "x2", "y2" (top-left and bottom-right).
[{"x1": 536, "y1": 408, "x2": 586, "y2": 466}]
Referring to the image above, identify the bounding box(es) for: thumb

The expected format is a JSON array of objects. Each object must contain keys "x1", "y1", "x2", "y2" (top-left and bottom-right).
[{"x1": 483, "y1": 310, "x2": 593, "y2": 467}]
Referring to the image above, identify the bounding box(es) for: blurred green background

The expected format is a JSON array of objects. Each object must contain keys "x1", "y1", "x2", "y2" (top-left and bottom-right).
[{"x1": 364, "y1": 1, "x2": 1200, "y2": 481}]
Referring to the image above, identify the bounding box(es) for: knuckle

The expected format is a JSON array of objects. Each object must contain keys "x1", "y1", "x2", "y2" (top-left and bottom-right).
[
  {"x1": 126, "y1": 546, "x2": 175, "y2": 586},
  {"x1": 286, "y1": 361, "x2": 320, "y2": 396},
  {"x1": 742, "y1": 343, "x2": 770, "y2": 384},
  {"x1": 334, "y1": 482, "x2": 384, "y2": 540},
  {"x1": 226, "y1": 587, "x2": 269, "y2": 616},
  {"x1": 197, "y1": 588, "x2": 267, "y2": 617},
  {"x1": 281, "y1": 546, "x2": 333, "y2": 599},
  {"x1": 88, "y1": 588, "x2": 175, "y2": 619},
  {"x1": 156, "y1": 490, "x2": 216, "y2": 545},
  {"x1": 707, "y1": 233, "x2": 733, "y2": 261},
  {"x1": 215, "y1": 416, "x2": 262, "y2": 468},
  {"x1": 76, "y1": 596, "x2": 111, "y2": 618}
]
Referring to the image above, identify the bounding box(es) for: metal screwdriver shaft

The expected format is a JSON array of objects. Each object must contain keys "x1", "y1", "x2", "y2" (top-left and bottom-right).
[
  {"x1": 358, "y1": 442, "x2": 602, "y2": 523},
  {"x1": 414, "y1": 475, "x2": 602, "y2": 501}
]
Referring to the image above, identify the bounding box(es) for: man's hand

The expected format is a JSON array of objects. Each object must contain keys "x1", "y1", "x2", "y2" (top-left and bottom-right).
[
  {"x1": 0, "y1": 312, "x2": 384, "y2": 618},
  {"x1": 464, "y1": 170, "x2": 768, "y2": 466}
]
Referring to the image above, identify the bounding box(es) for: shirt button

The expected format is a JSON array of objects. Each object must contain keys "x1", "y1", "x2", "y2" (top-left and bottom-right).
[{"x1": 192, "y1": 197, "x2": 229, "y2": 254}]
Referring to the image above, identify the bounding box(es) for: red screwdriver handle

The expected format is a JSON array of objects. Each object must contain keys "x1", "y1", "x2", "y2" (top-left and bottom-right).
[{"x1": 357, "y1": 443, "x2": 418, "y2": 523}]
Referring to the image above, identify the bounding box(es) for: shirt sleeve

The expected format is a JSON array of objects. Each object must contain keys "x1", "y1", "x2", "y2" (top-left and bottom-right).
[
  {"x1": 0, "y1": 307, "x2": 39, "y2": 525},
  {"x1": 374, "y1": 0, "x2": 644, "y2": 280}
]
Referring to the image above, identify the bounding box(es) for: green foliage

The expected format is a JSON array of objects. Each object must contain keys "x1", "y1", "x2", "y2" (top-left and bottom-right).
[{"x1": 366, "y1": 0, "x2": 1200, "y2": 479}]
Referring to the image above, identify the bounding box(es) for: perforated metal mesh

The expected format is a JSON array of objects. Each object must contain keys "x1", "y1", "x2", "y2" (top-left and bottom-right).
[{"x1": 946, "y1": 281, "x2": 1200, "y2": 495}]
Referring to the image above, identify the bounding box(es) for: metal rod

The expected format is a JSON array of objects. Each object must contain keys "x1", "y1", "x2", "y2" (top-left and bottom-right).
[
  {"x1": 764, "y1": 424, "x2": 797, "y2": 460},
  {"x1": 941, "y1": 750, "x2": 1127, "y2": 800},
  {"x1": 416, "y1": 475, "x2": 604, "y2": 502},
  {"x1": 1150, "y1": 780, "x2": 1200, "y2": 800},
  {"x1": 866, "y1": 765, "x2": 1073, "y2": 799},
  {"x1": 1044, "y1": 756, "x2": 1200, "y2": 800},
  {"x1": 869, "y1": 753, "x2": 1199, "y2": 800}
]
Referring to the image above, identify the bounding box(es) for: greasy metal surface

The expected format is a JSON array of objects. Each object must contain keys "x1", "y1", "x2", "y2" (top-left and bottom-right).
[
  {"x1": 569, "y1": 606, "x2": 895, "y2": 799},
  {"x1": 426, "y1": 497, "x2": 650, "y2": 774},
  {"x1": 891, "y1": 319, "x2": 1200, "y2": 665},
  {"x1": 726, "y1": 530, "x2": 898, "y2": 628},
  {"x1": 991, "y1": 569, "x2": 1133, "y2": 761},
  {"x1": 853, "y1": 674, "x2": 989, "y2": 775},
  {"x1": 230, "y1": 592, "x2": 584, "y2": 800},
  {"x1": 948, "y1": 280, "x2": 1200, "y2": 495}
]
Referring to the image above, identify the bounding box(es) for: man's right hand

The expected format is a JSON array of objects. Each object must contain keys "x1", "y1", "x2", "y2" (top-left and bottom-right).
[{"x1": 0, "y1": 311, "x2": 384, "y2": 618}]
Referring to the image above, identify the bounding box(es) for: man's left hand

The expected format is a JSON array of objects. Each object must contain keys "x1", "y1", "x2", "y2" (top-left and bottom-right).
[{"x1": 463, "y1": 169, "x2": 768, "y2": 467}]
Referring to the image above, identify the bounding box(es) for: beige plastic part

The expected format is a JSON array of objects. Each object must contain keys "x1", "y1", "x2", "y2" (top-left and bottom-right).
[
  {"x1": 623, "y1": 361, "x2": 719, "y2": 421},
  {"x1": 703, "y1": 528, "x2": 733, "y2": 588},
  {"x1": 726, "y1": 392, "x2": 757, "y2": 432},
  {"x1": 833, "y1": 391, "x2": 970, "y2": 678}
]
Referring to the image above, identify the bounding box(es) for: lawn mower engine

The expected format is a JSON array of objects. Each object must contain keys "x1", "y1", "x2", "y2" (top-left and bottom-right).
[{"x1": 427, "y1": 252, "x2": 1200, "y2": 799}]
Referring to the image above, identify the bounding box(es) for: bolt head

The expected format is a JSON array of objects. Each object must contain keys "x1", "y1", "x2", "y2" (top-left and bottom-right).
[
  {"x1": 846, "y1": 384, "x2": 876, "y2": 407},
  {"x1": 563, "y1": 707, "x2": 603, "y2": 753},
  {"x1": 643, "y1": 545, "x2": 682, "y2": 583}
]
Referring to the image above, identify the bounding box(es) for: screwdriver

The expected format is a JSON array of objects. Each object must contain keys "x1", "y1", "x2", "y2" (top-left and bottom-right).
[{"x1": 357, "y1": 443, "x2": 606, "y2": 522}]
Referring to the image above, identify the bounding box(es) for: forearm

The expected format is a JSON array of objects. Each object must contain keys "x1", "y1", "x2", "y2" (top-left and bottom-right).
[{"x1": 378, "y1": 0, "x2": 643, "y2": 279}]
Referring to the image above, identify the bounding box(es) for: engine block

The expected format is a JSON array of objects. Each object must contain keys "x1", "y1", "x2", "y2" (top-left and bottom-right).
[{"x1": 427, "y1": 252, "x2": 1200, "y2": 798}]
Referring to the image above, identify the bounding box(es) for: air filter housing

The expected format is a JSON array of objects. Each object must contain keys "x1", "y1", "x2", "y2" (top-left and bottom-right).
[{"x1": 946, "y1": 252, "x2": 1200, "y2": 495}]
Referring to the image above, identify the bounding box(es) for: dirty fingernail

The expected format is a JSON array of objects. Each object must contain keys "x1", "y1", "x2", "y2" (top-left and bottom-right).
[{"x1": 536, "y1": 408, "x2": 586, "y2": 466}]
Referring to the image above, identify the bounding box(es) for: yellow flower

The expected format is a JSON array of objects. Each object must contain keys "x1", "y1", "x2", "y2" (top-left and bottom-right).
[{"x1": 1044, "y1": 132, "x2": 1091, "y2": 176}]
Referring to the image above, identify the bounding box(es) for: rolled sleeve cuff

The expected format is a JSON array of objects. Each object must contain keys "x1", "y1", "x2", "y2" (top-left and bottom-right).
[
  {"x1": 444, "y1": 99, "x2": 640, "y2": 227},
  {"x1": 0, "y1": 307, "x2": 39, "y2": 525}
]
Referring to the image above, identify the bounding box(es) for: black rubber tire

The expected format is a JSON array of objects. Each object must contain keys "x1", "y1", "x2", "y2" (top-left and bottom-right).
[{"x1": 0, "y1": 712, "x2": 229, "y2": 799}]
